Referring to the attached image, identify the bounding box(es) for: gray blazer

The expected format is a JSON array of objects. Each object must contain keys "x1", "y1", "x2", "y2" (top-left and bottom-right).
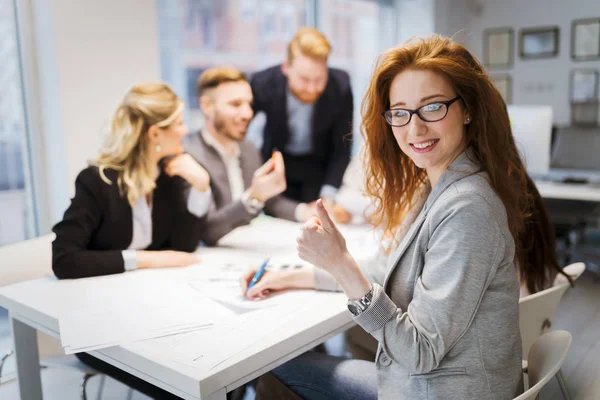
[
  {"x1": 316, "y1": 149, "x2": 523, "y2": 399},
  {"x1": 183, "y1": 131, "x2": 298, "y2": 245}
]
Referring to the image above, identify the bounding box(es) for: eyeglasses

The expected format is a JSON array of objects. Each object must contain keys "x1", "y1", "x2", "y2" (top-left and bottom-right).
[{"x1": 382, "y1": 96, "x2": 462, "y2": 127}]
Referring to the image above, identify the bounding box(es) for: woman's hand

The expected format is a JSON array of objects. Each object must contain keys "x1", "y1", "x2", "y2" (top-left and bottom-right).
[
  {"x1": 296, "y1": 199, "x2": 352, "y2": 274},
  {"x1": 165, "y1": 153, "x2": 210, "y2": 192},
  {"x1": 297, "y1": 199, "x2": 371, "y2": 299},
  {"x1": 240, "y1": 267, "x2": 315, "y2": 300},
  {"x1": 137, "y1": 250, "x2": 199, "y2": 269}
]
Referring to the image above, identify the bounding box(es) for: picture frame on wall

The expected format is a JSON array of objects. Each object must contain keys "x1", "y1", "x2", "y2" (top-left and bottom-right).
[
  {"x1": 570, "y1": 69, "x2": 598, "y2": 102},
  {"x1": 571, "y1": 18, "x2": 600, "y2": 61},
  {"x1": 571, "y1": 103, "x2": 599, "y2": 126},
  {"x1": 483, "y1": 28, "x2": 513, "y2": 68},
  {"x1": 490, "y1": 74, "x2": 512, "y2": 104},
  {"x1": 519, "y1": 26, "x2": 560, "y2": 59}
]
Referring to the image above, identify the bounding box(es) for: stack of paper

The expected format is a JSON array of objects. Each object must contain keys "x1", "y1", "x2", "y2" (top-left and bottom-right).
[
  {"x1": 128, "y1": 295, "x2": 317, "y2": 370},
  {"x1": 58, "y1": 280, "x2": 233, "y2": 354}
]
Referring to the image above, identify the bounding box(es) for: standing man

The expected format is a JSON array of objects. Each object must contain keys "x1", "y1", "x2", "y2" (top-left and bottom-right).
[
  {"x1": 250, "y1": 27, "x2": 354, "y2": 205},
  {"x1": 183, "y1": 67, "x2": 315, "y2": 243}
]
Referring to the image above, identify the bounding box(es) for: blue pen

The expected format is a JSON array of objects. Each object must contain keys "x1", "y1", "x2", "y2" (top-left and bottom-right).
[{"x1": 247, "y1": 258, "x2": 270, "y2": 294}]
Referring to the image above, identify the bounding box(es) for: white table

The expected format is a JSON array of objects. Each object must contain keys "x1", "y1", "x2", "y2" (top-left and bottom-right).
[
  {"x1": 0, "y1": 217, "x2": 376, "y2": 400},
  {"x1": 534, "y1": 180, "x2": 600, "y2": 202}
]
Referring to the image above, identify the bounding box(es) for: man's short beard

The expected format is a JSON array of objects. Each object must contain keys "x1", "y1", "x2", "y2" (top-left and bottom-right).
[{"x1": 214, "y1": 112, "x2": 246, "y2": 142}]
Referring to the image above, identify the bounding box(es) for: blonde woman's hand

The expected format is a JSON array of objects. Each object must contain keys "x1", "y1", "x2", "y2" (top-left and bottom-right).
[
  {"x1": 137, "y1": 250, "x2": 200, "y2": 269},
  {"x1": 165, "y1": 154, "x2": 210, "y2": 192}
]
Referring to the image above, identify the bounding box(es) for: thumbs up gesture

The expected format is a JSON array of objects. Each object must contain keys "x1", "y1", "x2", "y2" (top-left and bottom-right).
[{"x1": 296, "y1": 198, "x2": 351, "y2": 274}]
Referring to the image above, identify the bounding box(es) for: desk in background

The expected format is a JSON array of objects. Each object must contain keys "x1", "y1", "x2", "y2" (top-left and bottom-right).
[
  {"x1": 0, "y1": 217, "x2": 377, "y2": 400},
  {"x1": 534, "y1": 180, "x2": 600, "y2": 270},
  {"x1": 534, "y1": 180, "x2": 600, "y2": 202}
]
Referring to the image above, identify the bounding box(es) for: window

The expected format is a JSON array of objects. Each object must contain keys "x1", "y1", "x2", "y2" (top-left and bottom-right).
[
  {"x1": 318, "y1": 0, "x2": 394, "y2": 152},
  {"x1": 0, "y1": 0, "x2": 37, "y2": 245},
  {"x1": 156, "y1": 0, "x2": 397, "y2": 138}
]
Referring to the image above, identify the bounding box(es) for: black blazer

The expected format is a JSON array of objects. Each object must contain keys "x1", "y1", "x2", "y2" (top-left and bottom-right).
[
  {"x1": 52, "y1": 166, "x2": 207, "y2": 279},
  {"x1": 250, "y1": 65, "x2": 354, "y2": 190}
]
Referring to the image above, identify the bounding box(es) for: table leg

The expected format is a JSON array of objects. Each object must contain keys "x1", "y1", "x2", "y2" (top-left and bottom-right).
[{"x1": 10, "y1": 313, "x2": 42, "y2": 399}]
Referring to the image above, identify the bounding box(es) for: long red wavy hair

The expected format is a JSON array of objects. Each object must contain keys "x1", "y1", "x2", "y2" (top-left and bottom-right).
[{"x1": 361, "y1": 35, "x2": 530, "y2": 250}]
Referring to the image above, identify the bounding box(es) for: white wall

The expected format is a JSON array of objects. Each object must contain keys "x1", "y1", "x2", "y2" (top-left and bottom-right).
[
  {"x1": 396, "y1": 0, "x2": 436, "y2": 44},
  {"x1": 32, "y1": 0, "x2": 161, "y2": 226},
  {"x1": 436, "y1": 0, "x2": 600, "y2": 125}
]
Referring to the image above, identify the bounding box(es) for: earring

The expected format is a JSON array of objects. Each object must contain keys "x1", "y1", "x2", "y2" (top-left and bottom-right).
[
  {"x1": 466, "y1": 117, "x2": 471, "y2": 123},
  {"x1": 155, "y1": 144, "x2": 162, "y2": 153}
]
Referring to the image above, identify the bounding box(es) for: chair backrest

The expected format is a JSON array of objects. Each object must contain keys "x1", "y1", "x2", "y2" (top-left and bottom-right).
[
  {"x1": 519, "y1": 282, "x2": 570, "y2": 360},
  {"x1": 513, "y1": 330, "x2": 572, "y2": 400},
  {"x1": 553, "y1": 262, "x2": 586, "y2": 286},
  {"x1": 0, "y1": 233, "x2": 55, "y2": 287}
]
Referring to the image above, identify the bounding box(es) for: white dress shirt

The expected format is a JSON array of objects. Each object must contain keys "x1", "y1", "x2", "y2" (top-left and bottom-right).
[
  {"x1": 122, "y1": 187, "x2": 212, "y2": 271},
  {"x1": 202, "y1": 130, "x2": 309, "y2": 221}
]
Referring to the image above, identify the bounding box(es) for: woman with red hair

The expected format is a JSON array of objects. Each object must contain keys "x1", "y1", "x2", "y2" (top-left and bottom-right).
[{"x1": 242, "y1": 35, "x2": 528, "y2": 399}]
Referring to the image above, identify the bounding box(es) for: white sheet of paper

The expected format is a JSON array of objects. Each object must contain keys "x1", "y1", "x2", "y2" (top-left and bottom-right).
[
  {"x1": 129, "y1": 301, "x2": 312, "y2": 370},
  {"x1": 189, "y1": 279, "x2": 316, "y2": 311},
  {"x1": 59, "y1": 280, "x2": 234, "y2": 354}
]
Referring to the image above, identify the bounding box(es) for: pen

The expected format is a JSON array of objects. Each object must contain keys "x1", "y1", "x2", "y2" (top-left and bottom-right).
[{"x1": 247, "y1": 258, "x2": 270, "y2": 294}]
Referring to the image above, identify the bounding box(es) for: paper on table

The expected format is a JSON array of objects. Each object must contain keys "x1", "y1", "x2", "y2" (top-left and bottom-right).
[
  {"x1": 129, "y1": 301, "x2": 312, "y2": 370},
  {"x1": 189, "y1": 279, "x2": 315, "y2": 311},
  {"x1": 59, "y1": 280, "x2": 234, "y2": 354}
]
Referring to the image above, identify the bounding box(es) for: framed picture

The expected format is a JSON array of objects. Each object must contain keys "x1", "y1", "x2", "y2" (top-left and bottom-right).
[
  {"x1": 571, "y1": 18, "x2": 600, "y2": 61},
  {"x1": 571, "y1": 102, "x2": 599, "y2": 126},
  {"x1": 490, "y1": 74, "x2": 512, "y2": 104},
  {"x1": 483, "y1": 28, "x2": 513, "y2": 68},
  {"x1": 570, "y1": 69, "x2": 598, "y2": 102},
  {"x1": 519, "y1": 26, "x2": 560, "y2": 59}
]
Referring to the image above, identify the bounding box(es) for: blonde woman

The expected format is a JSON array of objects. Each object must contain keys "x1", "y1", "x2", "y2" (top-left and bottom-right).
[
  {"x1": 53, "y1": 82, "x2": 212, "y2": 279},
  {"x1": 51, "y1": 82, "x2": 213, "y2": 398}
]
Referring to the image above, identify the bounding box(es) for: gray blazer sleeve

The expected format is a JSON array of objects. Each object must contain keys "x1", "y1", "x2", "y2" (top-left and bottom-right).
[
  {"x1": 200, "y1": 200, "x2": 257, "y2": 246},
  {"x1": 353, "y1": 194, "x2": 505, "y2": 374},
  {"x1": 264, "y1": 195, "x2": 298, "y2": 221}
]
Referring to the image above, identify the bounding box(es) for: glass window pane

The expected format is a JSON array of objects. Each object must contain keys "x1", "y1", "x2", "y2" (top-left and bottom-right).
[
  {"x1": 0, "y1": 0, "x2": 36, "y2": 245},
  {"x1": 318, "y1": 0, "x2": 390, "y2": 154},
  {"x1": 157, "y1": 0, "x2": 307, "y2": 129}
]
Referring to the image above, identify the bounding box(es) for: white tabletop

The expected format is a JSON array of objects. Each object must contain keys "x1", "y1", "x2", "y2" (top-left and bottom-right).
[
  {"x1": 0, "y1": 217, "x2": 378, "y2": 399},
  {"x1": 534, "y1": 180, "x2": 600, "y2": 202}
]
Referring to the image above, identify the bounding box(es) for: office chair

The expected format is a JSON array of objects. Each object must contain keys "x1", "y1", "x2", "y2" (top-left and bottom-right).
[
  {"x1": 519, "y1": 262, "x2": 584, "y2": 400},
  {"x1": 513, "y1": 330, "x2": 572, "y2": 400}
]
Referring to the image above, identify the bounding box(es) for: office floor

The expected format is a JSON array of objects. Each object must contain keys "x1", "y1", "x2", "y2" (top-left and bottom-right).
[{"x1": 1, "y1": 270, "x2": 598, "y2": 400}]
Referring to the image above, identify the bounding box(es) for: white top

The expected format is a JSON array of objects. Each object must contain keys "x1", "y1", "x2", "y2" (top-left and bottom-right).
[
  {"x1": 202, "y1": 131, "x2": 245, "y2": 202},
  {"x1": 122, "y1": 187, "x2": 212, "y2": 271}
]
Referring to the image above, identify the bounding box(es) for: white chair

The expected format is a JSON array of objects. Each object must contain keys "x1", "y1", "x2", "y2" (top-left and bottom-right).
[
  {"x1": 553, "y1": 262, "x2": 586, "y2": 286},
  {"x1": 519, "y1": 262, "x2": 585, "y2": 400},
  {"x1": 0, "y1": 234, "x2": 108, "y2": 399},
  {"x1": 513, "y1": 330, "x2": 572, "y2": 400}
]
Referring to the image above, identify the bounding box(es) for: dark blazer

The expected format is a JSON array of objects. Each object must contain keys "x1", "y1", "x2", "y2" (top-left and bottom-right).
[
  {"x1": 183, "y1": 131, "x2": 298, "y2": 239},
  {"x1": 52, "y1": 166, "x2": 207, "y2": 279},
  {"x1": 250, "y1": 65, "x2": 353, "y2": 191}
]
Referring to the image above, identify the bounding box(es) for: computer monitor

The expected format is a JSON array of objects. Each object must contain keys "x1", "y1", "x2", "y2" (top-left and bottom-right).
[
  {"x1": 507, "y1": 105, "x2": 553, "y2": 177},
  {"x1": 547, "y1": 126, "x2": 600, "y2": 183}
]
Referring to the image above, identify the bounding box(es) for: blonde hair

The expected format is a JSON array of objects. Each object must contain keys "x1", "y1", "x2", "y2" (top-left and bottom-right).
[
  {"x1": 287, "y1": 27, "x2": 331, "y2": 62},
  {"x1": 95, "y1": 82, "x2": 184, "y2": 206},
  {"x1": 197, "y1": 67, "x2": 247, "y2": 97}
]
